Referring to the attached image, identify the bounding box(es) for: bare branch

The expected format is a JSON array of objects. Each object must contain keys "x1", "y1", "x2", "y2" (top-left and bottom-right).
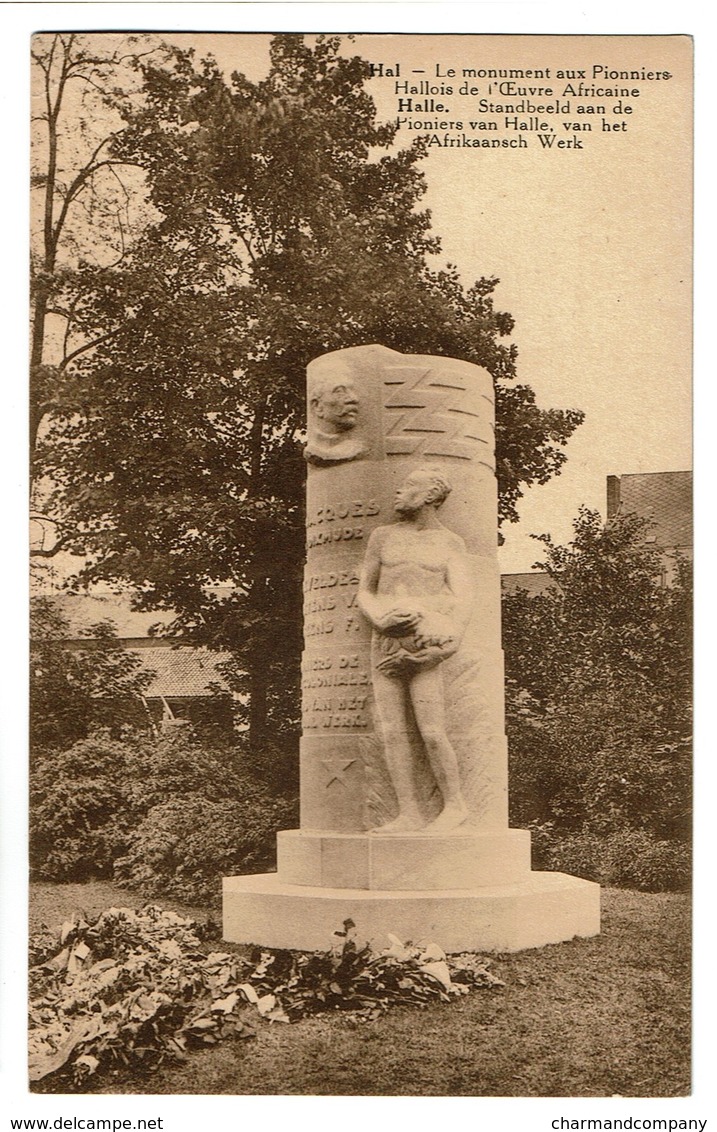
[
  {"x1": 114, "y1": 211, "x2": 127, "y2": 262},
  {"x1": 62, "y1": 307, "x2": 74, "y2": 359},
  {"x1": 60, "y1": 326, "x2": 123, "y2": 370},
  {"x1": 30, "y1": 533, "x2": 77, "y2": 558},
  {"x1": 68, "y1": 72, "x2": 116, "y2": 95},
  {"x1": 31, "y1": 50, "x2": 51, "y2": 78},
  {"x1": 107, "y1": 162, "x2": 132, "y2": 209},
  {"x1": 51, "y1": 156, "x2": 142, "y2": 259},
  {"x1": 235, "y1": 227, "x2": 258, "y2": 265}
]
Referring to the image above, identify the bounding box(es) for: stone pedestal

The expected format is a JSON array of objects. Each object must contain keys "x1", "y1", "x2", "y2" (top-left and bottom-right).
[
  {"x1": 223, "y1": 870, "x2": 599, "y2": 954},
  {"x1": 277, "y1": 828, "x2": 530, "y2": 889},
  {"x1": 223, "y1": 345, "x2": 600, "y2": 953}
]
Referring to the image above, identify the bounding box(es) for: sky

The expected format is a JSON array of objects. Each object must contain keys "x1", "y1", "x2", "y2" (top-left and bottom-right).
[{"x1": 170, "y1": 31, "x2": 693, "y2": 574}]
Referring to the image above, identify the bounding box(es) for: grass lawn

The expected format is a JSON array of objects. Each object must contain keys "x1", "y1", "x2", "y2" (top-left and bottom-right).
[{"x1": 30, "y1": 880, "x2": 691, "y2": 1098}]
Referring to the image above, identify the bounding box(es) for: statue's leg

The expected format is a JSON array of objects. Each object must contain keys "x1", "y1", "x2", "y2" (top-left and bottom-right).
[
  {"x1": 371, "y1": 666, "x2": 424, "y2": 832},
  {"x1": 409, "y1": 666, "x2": 468, "y2": 832}
]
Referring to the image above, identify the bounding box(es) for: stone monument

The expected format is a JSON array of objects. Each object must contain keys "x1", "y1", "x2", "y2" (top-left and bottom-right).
[{"x1": 223, "y1": 344, "x2": 600, "y2": 952}]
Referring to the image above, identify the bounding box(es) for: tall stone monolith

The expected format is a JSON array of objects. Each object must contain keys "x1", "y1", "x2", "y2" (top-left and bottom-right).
[{"x1": 223, "y1": 345, "x2": 600, "y2": 952}]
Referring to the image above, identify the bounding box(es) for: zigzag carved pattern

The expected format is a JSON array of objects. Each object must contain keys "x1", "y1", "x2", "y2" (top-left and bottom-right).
[{"x1": 382, "y1": 365, "x2": 492, "y2": 462}]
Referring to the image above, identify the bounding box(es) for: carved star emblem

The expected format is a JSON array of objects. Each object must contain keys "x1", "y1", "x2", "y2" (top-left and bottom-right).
[{"x1": 321, "y1": 757, "x2": 357, "y2": 789}]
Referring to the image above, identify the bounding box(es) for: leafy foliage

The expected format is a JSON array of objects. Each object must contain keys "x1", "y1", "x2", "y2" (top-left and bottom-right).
[
  {"x1": 504, "y1": 509, "x2": 691, "y2": 726},
  {"x1": 33, "y1": 33, "x2": 584, "y2": 750},
  {"x1": 30, "y1": 596, "x2": 154, "y2": 748},
  {"x1": 29, "y1": 906, "x2": 249, "y2": 1085},
  {"x1": 537, "y1": 828, "x2": 690, "y2": 892},
  {"x1": 115, "y1": 793, "x2": 297, "y2": 905},
  {"x1": 30, "y1": 731, "x2": 297, "y2": 892},
  {"x1": 31, "y1": 738, "x2": 136, "y2": 882},
  {"x1": 503, "y1": 508, "x2": 692, "y2": 890},
  {"x1": 29, "y1": 906, "x2": 503, "y2": 1089}
]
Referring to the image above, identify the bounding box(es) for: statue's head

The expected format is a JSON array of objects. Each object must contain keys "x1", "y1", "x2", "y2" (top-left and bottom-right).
[
  {"x1": 394, "y1": 467, "x2": 452, "y2": 515},
  {"x1": 308, "y1": 362, "x2": 360, "y2": 434}
]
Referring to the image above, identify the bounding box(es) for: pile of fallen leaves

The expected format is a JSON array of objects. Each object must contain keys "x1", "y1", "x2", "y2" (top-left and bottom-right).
[{"x1": 29, "y1": 907, "x2": 504, "y2": 1088}]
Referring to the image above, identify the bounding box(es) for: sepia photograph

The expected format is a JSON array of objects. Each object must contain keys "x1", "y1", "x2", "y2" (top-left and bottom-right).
[{"x1": 12, "y1": 11, "x2": 699, "y2": 1112}]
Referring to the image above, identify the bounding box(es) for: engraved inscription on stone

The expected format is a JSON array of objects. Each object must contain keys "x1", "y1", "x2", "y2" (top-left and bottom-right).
[
  {"x1": 300, "y1": 345, "x2": 509, "y2": 833},
  {"x1": 301, "y1": 648, "x2": 371, "y2": 729},
  {"x1": 303, "y1": 570, "x2": 361, "y2": 592},
  {"x1": 301, "y1": 655, "x2": 370, "y2": 689},
  {"x1": 305, "y1": 498, "x2": 380, "y2": 550},
  {"x1": 307, "y1": 526, "x2": 365, "y2": 549},
  {"x1": 303, "y1": 693, "x2": 369, "y2": 729},
  {"x1": 302, "y1": 572, "x2": 367, "y2": 665},
  {"x1": 306, "y1": 499, "x2": 381, "y2": 526}
]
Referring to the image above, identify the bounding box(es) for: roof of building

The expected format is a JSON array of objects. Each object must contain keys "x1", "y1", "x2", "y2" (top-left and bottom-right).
[
  {"x1": 129, "y1": 646, "x2": 230, "y2": 699},
  {"x1": 607, "y1": 471, "x2": 692, "y2": 549},
  {"x1": 45, "y1": 593, "x2": 176, "y2": 640},
  {"x1": 33, "y1": 594, "x2": 232, "y2": 699},
  {"x1": 501, "y1": 571, "x2": 557, "y2": 597},
  {"x1": 42, "y1": 587, "x2": 237, "y2": 641}
]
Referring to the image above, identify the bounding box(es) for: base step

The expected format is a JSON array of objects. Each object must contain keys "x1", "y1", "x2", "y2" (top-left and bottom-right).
[{"x1": 223, "y1": 870, "x2": 600, "y2": 954}]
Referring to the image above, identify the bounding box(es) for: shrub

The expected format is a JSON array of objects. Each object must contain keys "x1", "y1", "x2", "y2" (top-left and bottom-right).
[
  {"x1": 503, "y1": 511, "x2": 692, "y2": 893},
  {"x1": 508, "y1": 693, "x2": 692, "y2": 843},
  {"x1": 115, "y1": 790, "x2": 298, "y2": 905},
  {"x1": 30, "y1": 729, "x2": 298, "y2": 891},
  {"x1": 30, "y1": 736, "x2": 150, "y2": 881},
  {"x1": 543, "y1": 827, "x2": 690, "y2": 892}
]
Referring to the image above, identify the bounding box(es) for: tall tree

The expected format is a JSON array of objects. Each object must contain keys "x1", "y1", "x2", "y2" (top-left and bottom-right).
[{"x1": 35, "y1": 34, "x2": 584, "y2": 750}]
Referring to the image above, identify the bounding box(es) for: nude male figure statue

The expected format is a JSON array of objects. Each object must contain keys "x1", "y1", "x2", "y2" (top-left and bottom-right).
[{"x1": 358, "y1": 467, "x2": 474, "y2": 833}]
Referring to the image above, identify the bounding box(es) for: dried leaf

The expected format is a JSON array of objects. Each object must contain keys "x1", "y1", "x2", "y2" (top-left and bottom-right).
[
  {"x1": 29, "y1": 903, "x2": 501, "y2": 1089},
  {"x1": 90, "y1": 958, "x2": 117, "y2": 973},
  {"x1": 383, "y1": 934, "x2": 412, "y2": 961},
  {"x1": 42, "y1": 946, "x2": 71, "y2": 973},
  {"x1": 29, "y1": 1017, "x2": 102, "y2": 1082},
  {"x1": 421, "y1": 960, "x2": 453, "y2": 991},
  {"x1": 256, "y1": 993, "x2": 277, "y2": 1017},
  {"x1": 74, "y1": 1054, "x2": 100, "y2": 1077},
  {"x1": 204, "y1": 951, "x2": 234, "y2": 966},
  {"x1": 184, "y1": 1016, "x2": 216, "y2": 1030},
  {"x1": 421, "y1": 942, "x2": 446, "y2": 962},
  {"x1": 262, "y1": 1004, "x2": 290, "y2": 1024},
  {"x1": 211, "y1": 992, "x2": 239, "y2": 1014}
]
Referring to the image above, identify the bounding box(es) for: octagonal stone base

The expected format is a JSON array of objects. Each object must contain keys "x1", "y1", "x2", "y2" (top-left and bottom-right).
[{"x1": 222, "y1": 870, "x2": 600, "y2": 954}]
